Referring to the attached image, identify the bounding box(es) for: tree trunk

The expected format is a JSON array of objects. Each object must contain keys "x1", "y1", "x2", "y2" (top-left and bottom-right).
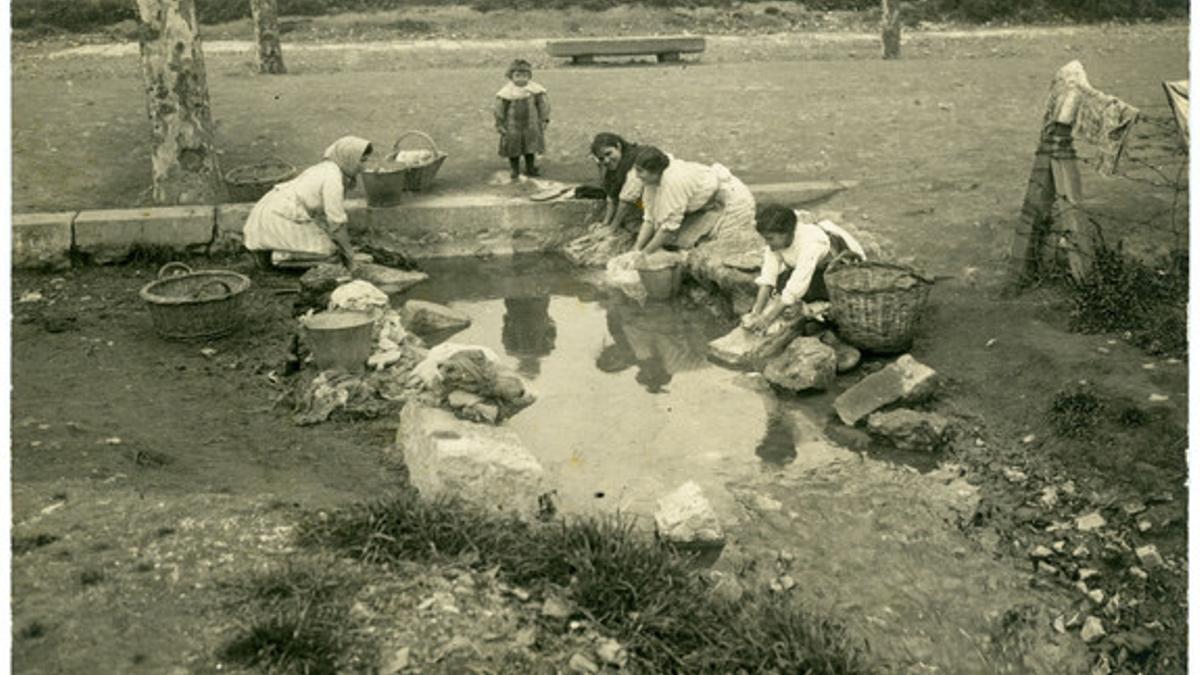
[
  {"x1": 881, "y1": 0, "x2": 901, "y2": 60},
  {"x1": 135, "y1": 0, "x2": 226, "y2": 205},
  {"x1": 250, "y1": 0, "x2": 287, "y2": 74}
]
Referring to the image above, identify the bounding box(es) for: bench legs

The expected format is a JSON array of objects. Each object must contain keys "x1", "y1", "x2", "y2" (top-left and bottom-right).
[
  {"x1": 571, "y1": 55, "x2": 596, "y2": 65},
  {"x1": 656, "y1": 52, "x2": 681, "y2": 63}
]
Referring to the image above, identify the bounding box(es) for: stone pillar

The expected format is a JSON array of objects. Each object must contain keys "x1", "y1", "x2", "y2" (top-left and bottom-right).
[
  {"x1": 135, "y1": 0, "x2": 227, "y2": 205},
  {"x1": 250, "y1": 0, "x2": 287, "y2": 74}
]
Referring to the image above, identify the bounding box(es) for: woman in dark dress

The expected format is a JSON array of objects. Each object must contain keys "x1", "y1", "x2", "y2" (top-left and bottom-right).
[{"x1": 590, "y1": 132, "x2": 645, "y2": 232}]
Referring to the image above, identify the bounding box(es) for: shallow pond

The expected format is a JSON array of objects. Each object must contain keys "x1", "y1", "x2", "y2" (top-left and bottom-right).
[
  {"x1": 404, "y1": 253, "x2": 848, "y2": 517},
  {"x1": 403, "y1": 254, "x2": 1088, "y2": 673}
]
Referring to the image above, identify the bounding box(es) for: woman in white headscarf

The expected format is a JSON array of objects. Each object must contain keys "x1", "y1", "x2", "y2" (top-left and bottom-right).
[{"x1": 244, "y1": 136, "x2": 373, "y2": 269}]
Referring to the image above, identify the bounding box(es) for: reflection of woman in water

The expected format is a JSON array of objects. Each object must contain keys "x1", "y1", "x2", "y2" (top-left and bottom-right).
[
  {"x1": 501, "y1": 297, "x2": 557, "y2": 378},
  {"x1": 755, "y1": 411, "x2": 798, "y2": 465},
  {"x1": 596, "y1": 299, "x2": 714, "y2": 394}
]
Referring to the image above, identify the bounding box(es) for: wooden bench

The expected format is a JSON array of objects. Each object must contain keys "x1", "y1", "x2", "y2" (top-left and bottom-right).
[{"x1": 546, "y1": 36, "x2": 706, "y2": 65}]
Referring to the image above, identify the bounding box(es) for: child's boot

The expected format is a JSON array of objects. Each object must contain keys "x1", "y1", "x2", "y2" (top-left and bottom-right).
[
  {"x1": 524, "y1": 154, "x2": 541, "y2": 177},
  {"x1": 508, "y1": 157, "x2": 521, "y2": 180}
]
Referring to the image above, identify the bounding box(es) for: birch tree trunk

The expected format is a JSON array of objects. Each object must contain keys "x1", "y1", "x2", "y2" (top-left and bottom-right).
[
  {"x1": 250, "y1": 0, "x2": 287, "y2": 74},
  {"x1": 135, "y1": 0, "x2": 226, "y2": 204},
  {"x1": 881, "y1": 0, "x2": 901, "y2": 60}
]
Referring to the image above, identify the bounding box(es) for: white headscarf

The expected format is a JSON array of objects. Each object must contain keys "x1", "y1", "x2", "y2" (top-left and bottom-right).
[{"x1": 323, "y1": 136, "x2": 372, "y2": 177}]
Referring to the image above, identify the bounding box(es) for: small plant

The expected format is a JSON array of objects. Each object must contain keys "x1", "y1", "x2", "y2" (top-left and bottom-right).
[
  {"x1": 12, "y1": 533, "x2": 59, "y2": 556},
  {"x1": 1068, "y1": 244, "x2": 1187, "y2": 357},
  {"x1": 16, "y1": 621, "x2": 48, "y2": 641},
  {"x1": 1047, "y1": 387, "x2": 1103, "y2": 438},
  {"x1": 217, "y1": 559, "x2": 364, "y2": 675},
  {"x1": 79, "y1": 567, "x2": 106, "y2": 586}
]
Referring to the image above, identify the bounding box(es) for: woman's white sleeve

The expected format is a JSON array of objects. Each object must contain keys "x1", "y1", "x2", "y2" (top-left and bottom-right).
[
  {"x1": 321, "y1": 171, "x2": 348, "y2": 227},
  {"x1": 755, "y1": 248, "x2": 780, "y2": 287},
  {"x1": 779, "y1": 246, "x2": 826, "y2": 305},
  {"x1": 619, "y1": 168, "x2": 643, "y2": 203}
]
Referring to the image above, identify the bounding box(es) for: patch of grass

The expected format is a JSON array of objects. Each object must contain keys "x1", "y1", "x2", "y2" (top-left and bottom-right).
[
  {"x1": 1117, "y1": 406, "x2": 1150, "y2": 428},
  {"x1": 217, "y1": 559, "x2": 364, "y2": 675},
  {"x1": 298, "y1": 491, "x2": 874, "y2": 673},
  {"x1": 1047, "y1": 387, "x2": 1103, "y2": 438},
  {"x1": 12, "y1": 533, "x2": 59, "y2": 555},
  {"x1": 1068, "y1": 245, "x2": 1187, "y2": 357},
  {"x1": 79, "y1": 567, "x2": 106, "y2": 586},
  {"x1": 16, "y1": 621, "x2": 49, "y2": 641}
]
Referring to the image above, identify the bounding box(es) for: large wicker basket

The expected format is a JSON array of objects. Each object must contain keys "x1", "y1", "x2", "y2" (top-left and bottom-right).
[
  {"x1": 361, "y1": 130, "x2": 448, "y2": 207},
  {"x1": 224, "y1": 157, "x2": 297, "y2": 203},
  {"x1": 140, "y1": 262, "x2": 252, "y2": 341},
  {"x1": 824, "y1": 257, "x2": 933, "y2": 354}
]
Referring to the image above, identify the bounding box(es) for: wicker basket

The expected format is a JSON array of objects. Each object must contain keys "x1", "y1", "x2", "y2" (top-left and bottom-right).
[
  {"x1": 361, "y1": 130, "x2": 448, "y2": 206},
  {"x1": 823, "y1": 257, "x2": 933, "y2": 354},
  {"x1": 224, "y1": 157, "x2": 297, "y2": 203},
  {"x1": 140, "y1": 262, "x2": 252, "y2": 341}
]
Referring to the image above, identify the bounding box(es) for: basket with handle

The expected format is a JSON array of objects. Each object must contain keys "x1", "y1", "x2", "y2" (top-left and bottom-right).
[
  {"x1": 139, "y1": 262, "x2": 252, "y2": 341},
  {"x1": 223, "y1": 156, "x2": 297, "y2": 203},
  {"x1": 823, "y1": 253, "x2": 934, "y2": 354},
  {"x1": 361, "y1": 130, "x2": 449, "y2": 206}
]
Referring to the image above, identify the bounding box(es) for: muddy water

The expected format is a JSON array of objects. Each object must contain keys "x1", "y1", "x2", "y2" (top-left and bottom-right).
[{"x1": 405, "y1": 254, "x2": 1088, "y2": 673}]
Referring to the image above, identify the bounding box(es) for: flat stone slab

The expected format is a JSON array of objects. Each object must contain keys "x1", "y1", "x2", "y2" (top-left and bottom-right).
[
  {"x1": 395, "y1": 403, "x2": 549, "y2": 521},
  {"x1": 13, "y1": 211, "x2": 74, "y2": 271},
  {"x1": 74, "y1": 205, "x2": 214, "y2": 263},
  {"x1": 834, "y1": 354, "x2": 938, "y2": 426}
]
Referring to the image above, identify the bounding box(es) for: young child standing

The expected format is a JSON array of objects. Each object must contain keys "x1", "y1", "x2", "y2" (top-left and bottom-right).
[{"x1": 494, "y1": 59, "x2": 550, "y2": 179}]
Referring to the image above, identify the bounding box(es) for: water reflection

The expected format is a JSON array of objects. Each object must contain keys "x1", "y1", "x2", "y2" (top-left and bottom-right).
[
  {"x1": 596, "y1": 297, "x2": 714, "y2": 394},
  {"x1": 755, "y1": 412, "x2": 798, "y2": 466},
  {"x1": 501, "y1": 297, "x2": 557, "y2": 379}
]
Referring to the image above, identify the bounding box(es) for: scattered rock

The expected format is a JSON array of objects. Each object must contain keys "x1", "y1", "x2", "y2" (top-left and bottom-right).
[
  {"x1": 402, "y1": 300, "x2": 472, "y2": 336},
  {"x1": 1072, "y1": 545, "x2": 1090, "y2": 558},
  {"x1": 819, "y1": 330, "x2": 862, "y2": 372},
  {"x1": 568, "y1": 653, "x2": 600, "y2": 674},
  {"x1": 396, "y1": 403, "x2": 549, "y2": 521},
  {"x1": 1030, "y1": 545, "x2": 1054, "y2": 559},
  {"x1": 1040, "y1": 487, "x2": 1058, "y2": 507},
  {"x1": 1136, "y1": 519, "x2": 1152, "y2": 532},
  {"x1": 1021, "y1": 434, "x2": 1036, "y2": 445},
  {"x1": 1075, "y1": 512, "x2": 1106, "y2": 532},
  {"x1": 1053, "y1": 616, "x2": 1066, "y2": 633},
  {"x1": 777, "y1": 574, "x2": 796, "y2": 591},
  {"x1": 542, "y1": 595, "x2": 574, "y2": 620},
  {"x1": 1134, "y1": 544, "x2": 1163, "y2": 569},
  {"x1": 1037, "y1": 562, "x2": 1060, "y2": 576},
  {"x1": 594, "y1": 638, "x2": 628, "y2": 668},
  {"x1": 381, "y1": 646, "x2": 411, "y2": 675},
  {"x1": 1080, "y1": 616, "x2": 1106, "y2": 643},
  {"x1": 1122, "y1": 501, "x2": 1147, "y2": 516},
  {"x1": 833, "y1": 354, "x2": 937, "y2": 425},
  {"x1": 1003, "y1": 467, "x2": 1028, "y2": 484},
  {"x1": 18, "y1": 291, "x2": 44, "y2": 303},
  {"x1": 1087, "y1": 589, "x2": 1105, "y2": 604},
  {"x1": 866, "y1": 409, "x2": 952, "y2": 452},
  {"x1": 824, "y1": 424, "x2": 873, "y2": 450},
  {"x1": 762, "y1": 337, "x2": 837, "y2": 391},
  {"x1": 1078, "y1": 568, "x2": 1099, "y2": 580},
  {"x1": 654, "y1": 481, "x2": 725, "y2": 547},
  {"x1": 1128, "y1": 566, "x2": 1148, "y2": 580}
]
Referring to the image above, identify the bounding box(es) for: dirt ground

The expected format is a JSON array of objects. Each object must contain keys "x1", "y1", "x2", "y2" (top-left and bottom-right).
[{"x1": 9, "y1": 17, "x2": 1190, "y2": 675}]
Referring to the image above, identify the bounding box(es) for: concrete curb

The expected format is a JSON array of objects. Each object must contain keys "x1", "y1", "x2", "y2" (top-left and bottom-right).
[{"x1": 10, "y1": 180, "x2": 855, "y2": 270}]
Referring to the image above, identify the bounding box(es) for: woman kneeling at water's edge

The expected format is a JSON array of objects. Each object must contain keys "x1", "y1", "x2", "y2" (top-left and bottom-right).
[
  {"x1": 244, "y1": 136, "x2": 373, "y2": 271},
  {"x1": 590, "y1": 132, "x2": 645, "y2": 232}
]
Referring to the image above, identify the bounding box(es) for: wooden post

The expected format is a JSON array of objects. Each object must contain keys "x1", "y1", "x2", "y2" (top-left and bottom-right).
[
  {"x1": 135, "y1": 0, "x2": 226, "y2": 205},
  {"x1": 1008, "y1": 132, "x2": 1057, "y2": 284},
  {"x1": 250, "y1": 0, "x2": 287, "y2": 74},
  {"x1": 881, "y1": 0, "x2": 901, "y2": 60}
]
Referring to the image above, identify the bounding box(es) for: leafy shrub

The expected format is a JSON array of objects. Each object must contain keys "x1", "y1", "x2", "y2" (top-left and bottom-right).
[{"x1": 1068, "y1": 244, "x2": 1187, "y2": 357}]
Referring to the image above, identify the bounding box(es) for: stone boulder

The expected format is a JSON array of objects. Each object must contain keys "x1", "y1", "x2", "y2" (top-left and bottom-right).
[
  {"x1": 402, "y1": 300, "x2": 472, "y2": 337},
  {"x1": 356, "y1": 263, "x2": 428, "y2": 294},
  {"x1": 396, "y1": 403, "x2": 549, "y2": 521},
  {"x1": 762, "y1": 337, "x2": 837, "y2": 392},
  {"x1": 820, "y1": 331, "x2": 862, "y2": 373},
  {"x1": 654, "y1": 481, "x2": 725, "y2": 548},
  {"x1": 866, "y1": 409, "x2": 953, "y2": 452},
  {"x1": 834, "y1": 354, "x2": 938, "y2": 425}
]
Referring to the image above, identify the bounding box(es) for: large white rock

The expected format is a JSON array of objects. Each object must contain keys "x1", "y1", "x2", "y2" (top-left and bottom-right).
[
  {"x1": 402, "y1": 300, "x2": 472, "y2": 336},
  {"x1": 762, "y1": 337, "x2": 838, "y2": 392},
  {"x1": 654, "y1": 481, "x2": 725, "y2": 546},
  {"x1": 834, "y1": 354, "x2": 938, "y2": 425},
  {"x1": 396, "y1": 403, "x2": 548, "y2": 520}
]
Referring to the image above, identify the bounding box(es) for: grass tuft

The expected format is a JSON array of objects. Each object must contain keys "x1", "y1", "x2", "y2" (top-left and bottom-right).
[
  {"x1": 298, "y1": 491, "x2": 874, "y2": 673},
  {"x1": 1047, "y1": 387, "x2": 1104, "y2": 438}
]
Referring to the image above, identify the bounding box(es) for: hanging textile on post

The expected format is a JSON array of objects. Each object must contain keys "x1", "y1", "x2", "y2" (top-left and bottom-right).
[{"x1": 1163, "y1": 80, "x2": 1189, "y2": 148}]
